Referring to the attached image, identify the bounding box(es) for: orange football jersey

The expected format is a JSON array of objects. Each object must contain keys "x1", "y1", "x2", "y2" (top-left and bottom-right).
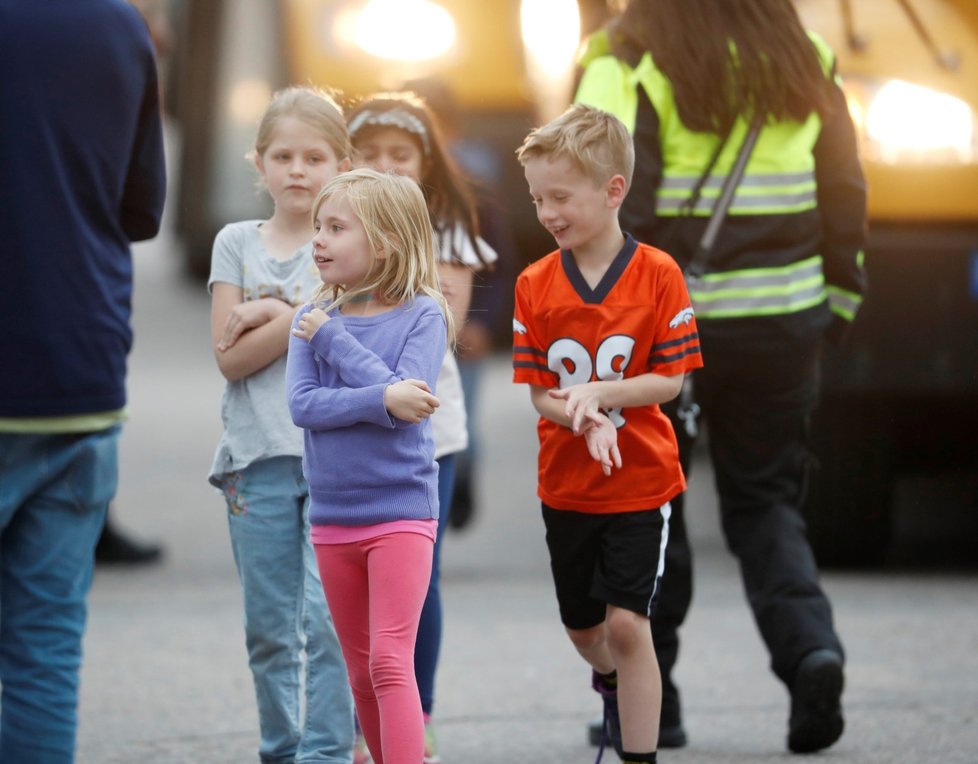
[{"x1": 512, "y1": 237, "x2": 703, "y2": 513}]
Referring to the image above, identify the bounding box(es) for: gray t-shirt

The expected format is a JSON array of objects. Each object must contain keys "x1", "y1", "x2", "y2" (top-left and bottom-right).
[{"x1": 207, "y1": 221, "x2": 322, "y2": 482}]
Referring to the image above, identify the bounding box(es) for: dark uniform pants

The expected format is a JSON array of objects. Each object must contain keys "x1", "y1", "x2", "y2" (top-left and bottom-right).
[{"x1": 655, "y1": 337, "x2": 844, "y2": 714}]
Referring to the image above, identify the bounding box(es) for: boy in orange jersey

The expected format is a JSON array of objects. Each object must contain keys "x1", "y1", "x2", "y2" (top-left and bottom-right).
[{"x1": 513, "y1": 104, "x2": 702, "y2": 764}]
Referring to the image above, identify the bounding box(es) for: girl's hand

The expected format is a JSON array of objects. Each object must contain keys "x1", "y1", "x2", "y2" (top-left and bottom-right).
[
  {"x1": 583, "y1": 415, "x2": 622, "y2": 476},
  {"x1": 549, "y1": 383, "x2": 604, "y2": 435},
  {"x1": 384, "y1": 379, "x2": 440, "y2": 423},
  {"x1": 291, "y1": 308, "x2": 330, "y2": 342},
  {"x1": 217, "y1": 297, "x2": 291, "y2": 351}
]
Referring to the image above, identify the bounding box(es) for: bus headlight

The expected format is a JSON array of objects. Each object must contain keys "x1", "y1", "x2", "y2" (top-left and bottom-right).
[
  {"x1": 846, "y1": 77, "x2": 977, "y2": 164},
  {"x1": 335, "y1": 0, "x2": 456, "y2": 63}
]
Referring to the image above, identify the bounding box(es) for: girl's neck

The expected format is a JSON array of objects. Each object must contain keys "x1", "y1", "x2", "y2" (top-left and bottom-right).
[
  {"x1": 259, "y1": 210, "x2": 314, "y2": 260},
  {"x1": 340, "y1": 291, "x2": 399, "y2": 317},
  {"x1": 347, "y1": 291, "x2": 379, "y2": 304}
]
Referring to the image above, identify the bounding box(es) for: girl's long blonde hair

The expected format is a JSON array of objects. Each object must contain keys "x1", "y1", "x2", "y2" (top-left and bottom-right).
[{"x1": 311, "y1": 168, "x2": 455, "y2": 343}]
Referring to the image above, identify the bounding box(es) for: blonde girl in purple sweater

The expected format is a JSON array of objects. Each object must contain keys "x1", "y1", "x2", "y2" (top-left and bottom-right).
[{"x1": 287, "y1": 168, "x2": 454, "y2": 764}]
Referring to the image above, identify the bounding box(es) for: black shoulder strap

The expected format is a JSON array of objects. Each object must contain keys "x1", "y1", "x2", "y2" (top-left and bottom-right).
[
  {"x1": 679, "y1": 126, "x2": 733, "y2": 219},
  {"x1": 684, "y1": 116, "x2": 763, "y2": 279},
  {"x1": 632, "y1": 80, "x2": 762, "y2": 278}
]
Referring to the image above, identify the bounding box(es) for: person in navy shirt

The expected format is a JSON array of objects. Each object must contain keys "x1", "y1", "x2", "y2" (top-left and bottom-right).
[{"x1": 0, "y1": 2, "x2": 165, "y2": 760}]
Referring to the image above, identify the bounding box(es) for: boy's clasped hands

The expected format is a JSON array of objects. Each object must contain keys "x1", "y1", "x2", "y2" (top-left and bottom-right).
[{"x1": 549, "y1": 384, "x2": 622, "y2": 477}]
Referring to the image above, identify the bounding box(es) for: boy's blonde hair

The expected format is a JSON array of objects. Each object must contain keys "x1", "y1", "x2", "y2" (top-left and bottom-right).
[
  {"x1": 311, "y1": 168, "x2": 455, "y2": 343},
  {"x1": 516, "y1": 104, "x2": 634, "y2": 191},
  {"x1": 251, "y1": 85, "x2": 353, "y2": 167}
]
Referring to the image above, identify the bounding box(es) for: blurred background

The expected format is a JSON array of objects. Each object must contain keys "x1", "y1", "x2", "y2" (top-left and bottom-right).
[{"x1": 145, "y1": 0, "x2": 977, "y2": 569}]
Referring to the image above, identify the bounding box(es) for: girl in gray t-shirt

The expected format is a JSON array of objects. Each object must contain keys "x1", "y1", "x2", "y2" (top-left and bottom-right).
[{"x1": 207, "y1": 87, "x2": 355, "y2": 763}]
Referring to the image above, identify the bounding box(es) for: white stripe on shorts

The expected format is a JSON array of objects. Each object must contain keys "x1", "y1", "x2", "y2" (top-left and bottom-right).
[{"x1": 647, "y1": 501, "x2": 672, "y2": 616}]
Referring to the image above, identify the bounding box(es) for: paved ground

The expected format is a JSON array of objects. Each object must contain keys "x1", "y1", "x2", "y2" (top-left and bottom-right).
[{"x1": 75, "y1": 236, "x2": 978, "y2": 763}]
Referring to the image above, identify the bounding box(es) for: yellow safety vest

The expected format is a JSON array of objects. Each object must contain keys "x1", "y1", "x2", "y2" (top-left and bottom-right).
[{"x1": 576, "y1": 32, "x2": 864, "y2": 323}]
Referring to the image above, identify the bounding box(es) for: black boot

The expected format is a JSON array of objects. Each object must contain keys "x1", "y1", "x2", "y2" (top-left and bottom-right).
[
  {"x1": 448, "y1": 475, "x2": 476, "y2": 530},
  {"x1": 95, "y1": 515, "x2": 163, "y2": 565},
  {"x1": 658, "y1": 679, "x2": 687, "y2": 748},
  {"x1": 787, "y1": 649, "x2": 844, "y2": 753},
  {"x1": 586, "y1": 688, "x2": 686, "y2": 750}
]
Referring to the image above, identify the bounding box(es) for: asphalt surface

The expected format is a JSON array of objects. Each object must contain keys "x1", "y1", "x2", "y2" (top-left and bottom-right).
[{"x1": 75, "y1": 233, "x2": 978, "y2": 763}]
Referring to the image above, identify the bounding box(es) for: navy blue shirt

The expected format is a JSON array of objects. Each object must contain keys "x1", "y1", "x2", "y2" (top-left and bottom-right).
[{"x1": 0, "y1": 0, "x2": 166, "y2": 416}]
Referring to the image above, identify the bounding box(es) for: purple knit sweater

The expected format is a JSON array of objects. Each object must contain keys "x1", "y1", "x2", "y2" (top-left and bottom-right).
[{"x1": 286, "y1": 296, "x2": 447, "y2": 527}]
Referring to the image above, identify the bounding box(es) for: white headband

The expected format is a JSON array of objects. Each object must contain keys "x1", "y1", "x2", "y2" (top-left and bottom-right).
[{"x1": 348, "y1": 108, "x2": 431, "y2": 158}]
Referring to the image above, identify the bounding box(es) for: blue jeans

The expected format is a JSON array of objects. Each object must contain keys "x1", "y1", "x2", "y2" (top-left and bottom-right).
[
  {"x1": 414, "y1": 453, "x2": 456, "y2": 715},
  {"x1": 0, "y1": 427, "x2": 117, "y2": 764},
  {"x1": 217, "y1": 456, "x2": 353, "y2": 763}
]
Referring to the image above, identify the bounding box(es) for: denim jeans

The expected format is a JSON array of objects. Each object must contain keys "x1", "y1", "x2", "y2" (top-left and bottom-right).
[
  {"x1": 415, "y1": 453, "x2": 455, "y2": 715},
  {"x1": 218, "y1": 456, "x2": 353, "y2": 764},
  {"x1": 0, "y1": 427, "x2": 118, "y2": 764}
]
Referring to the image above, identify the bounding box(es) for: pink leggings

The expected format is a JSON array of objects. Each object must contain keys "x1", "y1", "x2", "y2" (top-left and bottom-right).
[{"x1": 315, "y1": 532, "x2": 433, "y2": 764}]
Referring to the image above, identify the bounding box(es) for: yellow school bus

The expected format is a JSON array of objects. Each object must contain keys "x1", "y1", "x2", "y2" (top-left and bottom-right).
[
  {"x1": 171, "y1": 0, "x2": 977, "y2": 565},
  {"x1": 172, "y1": 0, "x2": 605, "y2": 277},
  {"x1": 793, "y1": 0, "x2": 978, "y2": 564}
]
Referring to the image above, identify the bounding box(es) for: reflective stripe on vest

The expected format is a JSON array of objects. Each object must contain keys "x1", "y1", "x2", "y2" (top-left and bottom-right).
[
  {"x1": 688, "y1": 256, "x2": 827, "y2": 318},
  {"x1": 574, "y1": 30, "x2": 844, "y2": 321},
  {"x1": 658, "y1": 170, "x2": 818, "y2": 215},
  {"x1": 635, "y1": 34, "x2": 831, "y2": 218},
  {"x1": 827, "y1": 283, "x2": 863, "y2": 321}
]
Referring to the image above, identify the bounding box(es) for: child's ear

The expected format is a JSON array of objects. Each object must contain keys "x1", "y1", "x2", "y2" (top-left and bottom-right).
[
  {"x1": 339, "y1": 156, "x2": 352, "y2": 173},
  {"x1": 253, "y1": 152, "x2": 267, "y2": 182},
  {"x1": 376, "y1": 233, "x2": 401, "y2": 260},
  {"x1": 606, "y1": 174, "x2": 627, "y2": 207}
]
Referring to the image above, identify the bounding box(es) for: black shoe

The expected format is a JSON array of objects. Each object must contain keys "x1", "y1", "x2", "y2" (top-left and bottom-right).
[
  {"x1": 587, "y1": 715, "x2": 603, "y2": 747},
  {"x1": 788, "y1": 649, "x2": 845, "y2": 753},
  {"x1": 659, "y1": 678, "x2": 687, "y2": 748},
  {"x1": 95, "y1": 521, "x2": 163, "y2": 566},
  {"x1": 587, "y1": 713, "x2": 687, "y2": 749},
  {"x1": 448, "y1": 478, "x2": 476, "y2": 530},
  {"x1": 659, "y1": 722, "x2": 687, "y2": 748}
]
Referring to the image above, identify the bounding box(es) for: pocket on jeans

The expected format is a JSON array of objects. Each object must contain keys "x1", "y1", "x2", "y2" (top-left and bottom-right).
[
  {"x1": 62, "y1": 427, "x2": 120, "y2": 512},
  {"x1": 217, "y1": 470, "x2": 248, "y2": 516}
]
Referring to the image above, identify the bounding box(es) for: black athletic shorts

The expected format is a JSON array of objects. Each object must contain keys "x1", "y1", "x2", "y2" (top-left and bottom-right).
[{"x1": 542, "y1": 502, "x2": 671, "y2": 630}]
